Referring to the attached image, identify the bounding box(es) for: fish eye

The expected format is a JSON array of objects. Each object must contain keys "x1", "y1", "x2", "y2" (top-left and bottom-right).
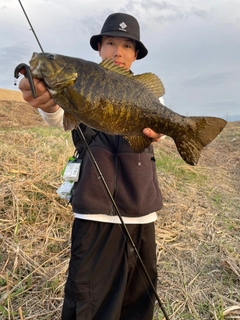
[{"x1": 47, "y1": 54, "x2": 55, "y2": 60}]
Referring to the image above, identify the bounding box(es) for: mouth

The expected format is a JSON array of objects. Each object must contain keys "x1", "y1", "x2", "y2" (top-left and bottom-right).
[{"x1": 114, "y1": 61, "x2": 125, "y2": 68}]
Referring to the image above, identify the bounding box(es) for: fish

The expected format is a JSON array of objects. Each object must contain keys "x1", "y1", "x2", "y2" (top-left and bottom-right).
[{"x1": 14, "y1": 52, "x2": 227, "y2": 166}]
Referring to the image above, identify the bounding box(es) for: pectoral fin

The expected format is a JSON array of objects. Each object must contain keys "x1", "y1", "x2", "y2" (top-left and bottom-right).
[
  {"x1": 124, "y1": 135, "x2": 152, "y2": 153},
  {"x1": 63, "y1": 111, "x2": 79, "y2": 131}
]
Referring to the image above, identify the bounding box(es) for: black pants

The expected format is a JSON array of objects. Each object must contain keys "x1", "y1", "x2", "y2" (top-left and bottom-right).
[{"x1": 62, "y1": 219, "x2": 157, "y2": 320}]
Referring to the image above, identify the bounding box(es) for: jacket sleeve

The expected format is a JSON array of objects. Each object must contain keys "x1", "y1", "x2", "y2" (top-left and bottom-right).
[{"x1": 38, "y1": 107, "x2": 64, "y2": 128}]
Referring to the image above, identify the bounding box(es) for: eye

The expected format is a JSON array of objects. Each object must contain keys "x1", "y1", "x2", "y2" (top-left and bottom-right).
[{"x1": 47, "y1": 54, "x2": 55, "y2": 60}]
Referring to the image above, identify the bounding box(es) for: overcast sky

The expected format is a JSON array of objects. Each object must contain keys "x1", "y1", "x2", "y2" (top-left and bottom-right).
[{"x1": 0, "y1": 0, "x2": 239, "y2": 120}]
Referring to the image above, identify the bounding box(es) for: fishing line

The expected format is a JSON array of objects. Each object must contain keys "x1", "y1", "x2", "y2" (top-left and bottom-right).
[
  {"x1": 18, "y1": 0, "x2": 44, "y2": 52},
  {"x1": 16, "y1": 2, "x2": 170, "y2": 319}
]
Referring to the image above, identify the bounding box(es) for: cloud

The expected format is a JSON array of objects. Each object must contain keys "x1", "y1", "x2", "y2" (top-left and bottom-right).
[
  {"x1": 184, "y1": 71, "x2": 234, "y2": 87},
  {"x1": 0, "y1": 0, "x2": 239, "y2": 120},
  {"x1": 121, "y1": 0, "x2": 210, "y2": 24},
  {"x1": 0, "y1": 43, "x2": 34, "y2": 89},
  {"x1": 190, "y1": 7, "x2": 209, "y2": 19}
]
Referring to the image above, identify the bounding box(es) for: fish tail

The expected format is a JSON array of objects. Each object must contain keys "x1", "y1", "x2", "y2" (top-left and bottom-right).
[{"x1": 173, "y1": 116, "x2": 227, "y2": 165}]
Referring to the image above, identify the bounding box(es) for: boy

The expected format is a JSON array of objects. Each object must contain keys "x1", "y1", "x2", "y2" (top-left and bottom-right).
[{"x1": 19, "y1": 12, "x2": 164, "y2": 320}]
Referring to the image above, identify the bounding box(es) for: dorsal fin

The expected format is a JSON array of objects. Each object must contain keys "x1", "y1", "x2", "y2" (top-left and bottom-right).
[
  {"x1": 99, "y1": 59, "x2": 165, "y2": 97},
  {"x1": 133, "y1": 73, "x2": 165, "y2": 98},
  {"x1": 99, "y1": 59, "x2": 133, "y2": 77}
]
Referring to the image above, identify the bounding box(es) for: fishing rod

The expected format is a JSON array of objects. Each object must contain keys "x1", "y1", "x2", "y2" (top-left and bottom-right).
[
  {"x1": 76, "y1": 127, "x2": 170, "y2": 319},
  {"x1": 16, "y1": 2, "x2": 170, "y2": 319},
  {"x1": 18, "y1": 0, "x2": 44, "y2": 53}
]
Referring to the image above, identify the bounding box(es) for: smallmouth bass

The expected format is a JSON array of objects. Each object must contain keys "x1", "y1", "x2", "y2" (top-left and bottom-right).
[{"x1": 14, "y1": 52, "x2": 227, "y2": 165}]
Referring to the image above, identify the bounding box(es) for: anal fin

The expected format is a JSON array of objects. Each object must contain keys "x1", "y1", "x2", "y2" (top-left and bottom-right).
[{"x1": 124, "y1": 135, "x2": 152, "y2": 153}]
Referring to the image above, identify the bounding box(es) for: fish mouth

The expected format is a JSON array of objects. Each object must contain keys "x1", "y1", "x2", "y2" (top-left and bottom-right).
[
  {"x1": 29, "y1": 52, "x2": 43, "y2": 77},
  {"x1": 29, "y1": 52, "x2": 78, "y2": 89}
]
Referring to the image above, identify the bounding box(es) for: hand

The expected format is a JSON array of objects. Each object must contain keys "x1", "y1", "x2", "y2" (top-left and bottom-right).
[
  {"x1": 18, "y1": 76, "x2": 59, "y2": 113},
  {"x1": 142, "y1": 128, "x2": 165, "y2": 142}
]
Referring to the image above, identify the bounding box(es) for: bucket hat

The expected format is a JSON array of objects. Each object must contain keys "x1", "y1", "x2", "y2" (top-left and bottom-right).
[{"x1": 90, "y1": 13, "x2": 148, "y2": 59}]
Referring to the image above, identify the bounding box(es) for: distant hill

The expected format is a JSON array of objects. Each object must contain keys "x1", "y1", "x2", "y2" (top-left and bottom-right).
[
  {"x1": 0, "y1": 88, "x2": 25, "y2": 102},
  {"x1": 0, "y1": 88, "x2": 46, "y2": 127},
  {"x1": 225, "y1": 115, "x2": 240, "y2": 122}
]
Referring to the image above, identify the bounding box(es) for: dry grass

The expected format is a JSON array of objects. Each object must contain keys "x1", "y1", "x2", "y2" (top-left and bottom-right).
[
  {"x1": 0, "y1": 89, "x2": 25, "y2": 103},
  {"x1": 153, "y1": 124, "x2": 240, "y2": 319},
  {"x1": 0, "y1": 89, "x2": 240, "y2": 319}
]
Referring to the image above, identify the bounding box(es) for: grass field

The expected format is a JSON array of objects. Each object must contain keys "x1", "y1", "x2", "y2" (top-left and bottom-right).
[{"x1": 0, "y1": 89, "x2": 239, "y2": 319}]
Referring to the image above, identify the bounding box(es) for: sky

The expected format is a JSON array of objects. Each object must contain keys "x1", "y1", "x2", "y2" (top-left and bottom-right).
[{"x1": 0, "y1": 0, "x2": 239, "y2": 120}]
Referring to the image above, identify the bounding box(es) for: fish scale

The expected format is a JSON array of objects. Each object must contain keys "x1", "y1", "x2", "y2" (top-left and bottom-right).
[{"x1": 14, "y1": 52, "x2": 227, "y2": 165}]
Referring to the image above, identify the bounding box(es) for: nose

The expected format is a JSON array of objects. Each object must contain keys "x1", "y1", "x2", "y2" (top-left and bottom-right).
[
  {"x1": 114, "y1": 45, "x2": 122, "y2": 57},
  {"x1": 47, "y1": 54, "x2": 55, "y2": 60}
]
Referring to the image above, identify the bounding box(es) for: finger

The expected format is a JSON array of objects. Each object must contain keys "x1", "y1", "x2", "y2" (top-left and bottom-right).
[
  {"x1": 142, "y1": 128, "x2": 164, "y2": 142},
  {"x1": 142, "y1": 128, "x2": 151, "y2": 136},
  {"x1": 19, "y1": 78, "x2": 47, "y2": 100},
  {"x1": 19, "y1": 77, "x2": 45, "y2": 94},
  {"x1": 25, "y1": 88, "x2": 55, "y2": 109},
  {"x1": 19, "y1": 77, "x2": 31, "y2": 92},
  {"x1": 142, "y1": 128, "x2": 159, "y2": 139},
  {"x1": 31, "y1": 92, "x2": 56, "y2": 110},
  {"x1": 19, "y1": 68, "x2": 26, "y2": 75}
]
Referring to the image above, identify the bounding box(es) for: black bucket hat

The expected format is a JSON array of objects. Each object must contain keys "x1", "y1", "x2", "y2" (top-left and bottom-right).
[{"x1": 90, "y1": 13, "x2": 148, "y2": 60}]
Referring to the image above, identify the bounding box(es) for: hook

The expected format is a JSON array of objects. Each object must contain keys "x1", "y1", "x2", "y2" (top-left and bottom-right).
[{"x1": 14, "y1": 63, "x2": 36, "y2": 99}]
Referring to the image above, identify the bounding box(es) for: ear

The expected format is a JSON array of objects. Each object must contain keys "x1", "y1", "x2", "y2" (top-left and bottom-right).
[
  {"x1": 135, "y1": 50, "x2": 139, "y2": 60},
  {"x1": 98, "y1": 43, "x2": 102, "y2": 57}
]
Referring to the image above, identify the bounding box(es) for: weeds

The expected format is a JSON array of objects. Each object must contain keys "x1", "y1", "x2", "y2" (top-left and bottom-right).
[{"x1": 0, "y1": 96, "x2": 240, "y2": 319}]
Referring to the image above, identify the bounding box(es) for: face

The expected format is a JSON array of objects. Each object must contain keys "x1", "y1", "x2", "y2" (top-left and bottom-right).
[{"x1": 98, "y1": 36, "x2": 138, "y2": 71}]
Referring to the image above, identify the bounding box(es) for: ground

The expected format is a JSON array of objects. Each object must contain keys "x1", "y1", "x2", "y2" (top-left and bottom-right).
[{"x1": 0, "y1": 88, "x2": 239, "y2": 319}]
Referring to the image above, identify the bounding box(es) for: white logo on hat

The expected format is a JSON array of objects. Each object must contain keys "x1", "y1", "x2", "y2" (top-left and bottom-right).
[{"x1": 119, "y1": 22, "x2": 127, "y2": 32}]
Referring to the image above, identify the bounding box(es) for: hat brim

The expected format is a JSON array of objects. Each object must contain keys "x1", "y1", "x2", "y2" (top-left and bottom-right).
[{"x1": 90, "y1": 32, "x2": 148, "y2": 60}]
